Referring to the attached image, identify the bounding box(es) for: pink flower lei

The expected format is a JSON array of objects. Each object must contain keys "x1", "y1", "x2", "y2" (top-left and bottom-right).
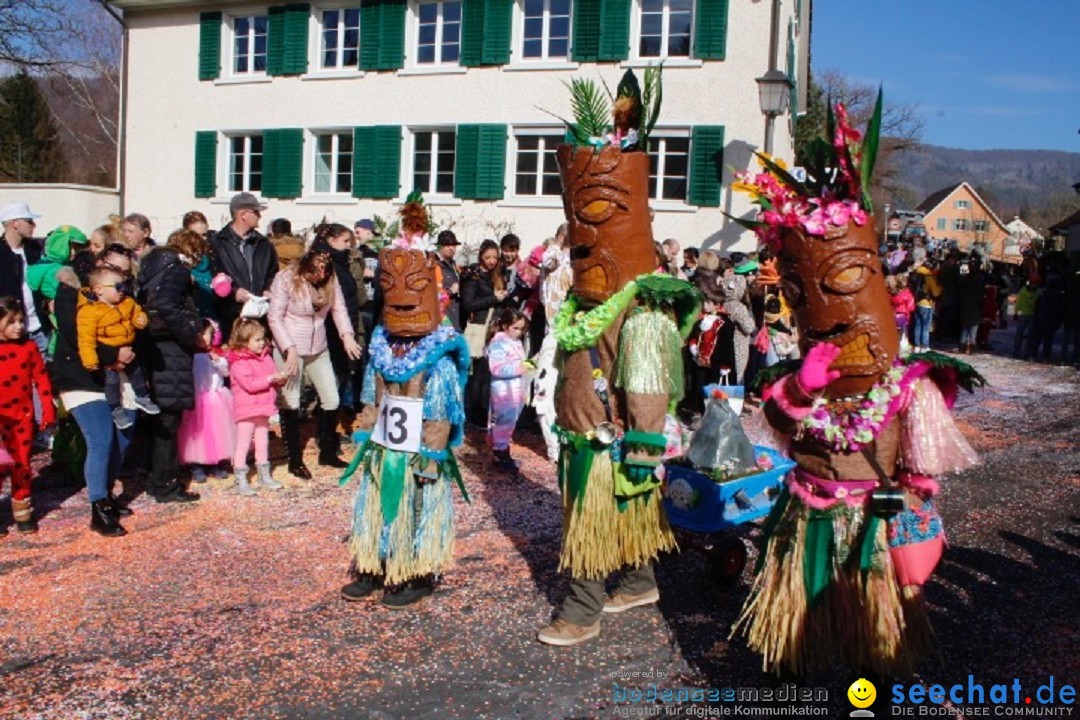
[{"x1": 799, "y1": 360, "x2": 906, "y2": 453}]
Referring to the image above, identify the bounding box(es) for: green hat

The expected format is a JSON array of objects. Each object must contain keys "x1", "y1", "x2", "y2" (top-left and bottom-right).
[
  {"x1": 734, "y1": 259, "x2": 759, "y2": 275},
  {"x1": 44, "y1": 225, "x2": 88, "y2": 263}
]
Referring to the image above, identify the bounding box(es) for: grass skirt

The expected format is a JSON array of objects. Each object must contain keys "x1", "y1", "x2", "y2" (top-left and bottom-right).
[
  {"x1": 347, "y1": 448, "x2": 456, "y2": 585},
  {"x1": 558, "y1": 450, "x2": 677, "y2": 580},
  {"x1": 732, "y1": 494, "x2": 936, "y2": 676}
]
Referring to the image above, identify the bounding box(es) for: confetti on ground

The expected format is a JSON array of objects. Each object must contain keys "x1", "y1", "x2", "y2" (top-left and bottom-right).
[{"x1": 1, "y1": 327, "x2": 1077, "y2": 719}]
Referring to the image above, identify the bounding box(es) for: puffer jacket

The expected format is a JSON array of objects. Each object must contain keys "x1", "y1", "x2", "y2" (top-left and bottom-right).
[
  {"x1": 137, "y1": 247, "x2": 201, "y2": 411},
  {"x1": 267, "y1": 268, "x2": 353, "y2": 357},
  {"x1": 76, "y1": 294, "x2": 148, "y2": 370},
  {"x1": 227, "y1": 347, "x2": 278, "y2": 421}
]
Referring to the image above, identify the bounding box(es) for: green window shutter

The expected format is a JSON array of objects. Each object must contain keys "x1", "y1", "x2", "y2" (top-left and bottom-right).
[
  {"x1": 573, "y1": 0, "x2": 628, "y2": 62},
  {"x1": 263, "y1": 128, "x2": 304, "y2": 198},
  {"x1": 268, "y1": 4, "x2": 310, "y2": 76},
  {"x1": 786, "y1": 25, "x2": 798, "y2": 116},
  {"x1": 461, "y1": 0, "x2": 512, "y2": 67},
  {"x1": 454, "y1": 124, "x2": 506, "y2": 200},
  {"x1": 194, "y1": 131, "x2": 218, "y2": 198},
  {"x1": 360, "y1": 0, "x2": 406, "y2": 71},
  {"x1": 694, "y1": 0, "x2": 728, "y2": 60},
  {"x1": 571, "y1": 0, "x2": 600, "y2": 61},
  {"x1": 267, "y1": 7, "x2": 286, "y2": 75},
  {"x1": 353, "y1": 125, "x2": 401, "y2": 198},
  {"x1": 688, "y1": 125, "x2": 725, "y2": 207},
  {"x1": 199, "y1": 12, "x2": 222, "y2": 80},
  {"x1": 597, "y1": 0, "x2": 630, "y2": 62}
]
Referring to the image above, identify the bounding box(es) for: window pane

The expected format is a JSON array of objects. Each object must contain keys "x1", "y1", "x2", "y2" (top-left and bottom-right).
[
  {"x1": 663, "y1": 177, "x2": 687, "y2": 200},
  {"x1": 418, "y1": 45, "x2": 436, "y2": 63},
  {"x1": 443, "y1": 22, "x2": 460, "y2": 45},
  {"x1": 518, "y1": 136, "x2": 539, "y2": 151},
  {"x1": 542, "y1": 174, "x2": 562, "y2": 195},
  {"x1": 525, "y1": 0, "x2": 544, "y2": 15},
  {"x1": 415, "y1": 152, "x2": 432, "y2": 172},
  {"x1": 236, "y1": 17, "x2": 250, "y2": 35},
  {"x1": 436, "y1": 173, "x2": 453, "y2": 194},
  {"x1": 641, "y1": 13, "x2": 663, "y2": 35},
  {"x1": 648, "y1": 175, "x2": 658, "y2": 198},
  {"x1": 671, "y1": 0, "x2": 693, "y2": 10},
  {"x1": 640, "y1": 36, "x2": 661, "y2": 57},
  {"x1": 549, "y1": 16, "x2": 570, "y2": 39},
  {"x1": 442, "y1": 44, "x2": 459, "y2": 63},
  {"x1": 665, "y1": 154, "x2": 688, "y2": 177},
  {"x1": 524, "y1": 39, "x2": 543, "y2": 58},
  {"x1": 255, "y1": 17, "x2": 268, "y2": 33},
  {"x1": 419, "y1": 24, "x2": 436, "y2": 44},
  {"x1": 517, "y1": 173, "x2": 537, "y2": 195},
  {"x1": 438, "y1": 132, "x2": 456, "y2": 151},
  {"x1": 419, "y1": 3, "x2": 437, "y2": 22},
  {"x1": 415, "y1": 172, "x2": 431, "y2": 193},
  {"x1": 668, "y1": 34, "x2": 690, "y2": 56},
  {"x1": 517, "y1": 150, "x2": 538, "y2": 173},
  {"x1": 642, "y1": 0, "x2": 663, "y2": 11},
  {"x1": 551, "y1": 0, "x2": 570, "y2": 15},
  {"x1": 235, "y1": 38, "x2": 249, "y2": 73},
  {"x1": 345, "y1": 8, "x2": 360, "y2": 27},
  {"x1": 548, "y1": 38, "x2": 568, "y2": 57},
  {"x1": 524, "y1": 17, "x2": 544, "y2": 40},
  {"x1": 443, "y1": 2, "x2": 461, "y2": 22}
]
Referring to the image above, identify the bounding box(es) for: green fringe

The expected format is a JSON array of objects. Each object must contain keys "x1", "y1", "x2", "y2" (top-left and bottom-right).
[
  {"x1": 908, "y1": 350, "x2": 988, "y2": 393},
  {"x1": 749, "y1": 358, "x2": 802, "y2": 393},
  {"x1": 634, "y1": 273, "x2": 702, "y2": 339},
  {"x1": 613, "y1": 309, "x2": 684, "y2": 400}
]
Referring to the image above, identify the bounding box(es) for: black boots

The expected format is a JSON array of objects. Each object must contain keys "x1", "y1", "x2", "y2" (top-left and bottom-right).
[
  {"x1": 382, "y1": 576, "x2": 434, "y2": 610},
  {"x1": 91, "y1": 499, "x2": 127, "y2": 537},
  {"x1": 341, "y1": 573, "x2": 383, "y2": 601},
  {"x1": 318, "y1": 410, "x2": 348, "y2": 469},
  {"x1": 107, "y1": 494, "x2": 133, "y2": 517},
  {"x1": 280, "y1": 408, "x2": 312, "y2": 479},
  {"x1": 493, "y1": 448, "x2": 518, "y2": 473}
]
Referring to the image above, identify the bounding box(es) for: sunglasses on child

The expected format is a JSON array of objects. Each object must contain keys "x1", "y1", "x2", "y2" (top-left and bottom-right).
[{"x1": 98, "y1": 280, "x2": 133, "y2": 295}]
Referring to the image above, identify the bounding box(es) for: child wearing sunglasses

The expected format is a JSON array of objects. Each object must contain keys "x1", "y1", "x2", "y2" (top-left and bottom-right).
[{"x1": 77, "y1": 266, "x2": 161, "y2": 429}]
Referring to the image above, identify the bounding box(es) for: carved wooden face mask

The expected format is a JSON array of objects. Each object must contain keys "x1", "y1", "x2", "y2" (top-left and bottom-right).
[
  {"x1": 779, "y1": 220, "x2": 899, "y2": 399},
  {"x1": 380, "y1": 247, "x2": 440, "y2": 337},
  {"x1": 557, "y1": 144, "x2": 657, "y2": 304}
]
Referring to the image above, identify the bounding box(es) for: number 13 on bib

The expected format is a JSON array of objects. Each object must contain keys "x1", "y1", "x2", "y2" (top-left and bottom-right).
[{"x1": 372, "y1": 393, "x2": 424, "y2": 453}]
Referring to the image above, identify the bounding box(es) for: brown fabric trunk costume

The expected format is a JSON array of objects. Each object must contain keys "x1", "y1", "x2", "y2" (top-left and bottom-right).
[
  {"x1": 550, "y1": 144, "x2": 699, "y2": 621},
  {"x1": 732, "y1": 220, "x2": 981, "y2": 675}
]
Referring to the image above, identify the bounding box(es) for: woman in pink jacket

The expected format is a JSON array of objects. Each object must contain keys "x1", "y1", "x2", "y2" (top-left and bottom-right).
[
  {"x1": 268, "y1": 249, "x2": 362, "y2": 477},
  {"x1": 226, "y1": 318, "x2": 286, "y2": 495}
]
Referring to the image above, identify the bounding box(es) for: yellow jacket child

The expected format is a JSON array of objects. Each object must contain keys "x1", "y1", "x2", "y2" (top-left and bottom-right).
[{"x1": 76, "y1": 293, "x2": 148, "y2": 370}]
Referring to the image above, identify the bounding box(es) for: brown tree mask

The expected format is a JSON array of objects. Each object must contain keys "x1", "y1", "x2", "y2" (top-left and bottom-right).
[
  {"x1": 778, "y1": 220, "x2": 899, "y2": 399},
  {"x1": 557, "y1": 145, "x2": 657, "y2": 304},
  {"x1": 380, "y1": 247, "x2": 441, "y2": 337}
]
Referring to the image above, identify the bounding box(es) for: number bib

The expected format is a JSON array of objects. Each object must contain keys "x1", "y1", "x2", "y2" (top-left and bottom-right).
[{"x1": 372, "y1": 393, "x2": 424, "y2": 453}]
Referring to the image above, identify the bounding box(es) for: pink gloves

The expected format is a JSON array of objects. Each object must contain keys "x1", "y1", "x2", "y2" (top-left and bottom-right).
[
  {"x1": 211, "y1": 273, "x2": 233, "y2": 298},
  {"x1": 798, "y1": 342, "x2": 842, "y2": 391}
]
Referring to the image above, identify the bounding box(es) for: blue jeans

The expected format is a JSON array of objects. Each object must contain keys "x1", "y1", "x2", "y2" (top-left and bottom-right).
[
  {"x1": 912, "y1": 306, "x2": 933, "y2": 349},
  {"x1": 1013, "y1": 315, "x2": 1033, "y2": 358},
  {"x1": 69, "y1": 400, "x2": 134, "y2": 502}
]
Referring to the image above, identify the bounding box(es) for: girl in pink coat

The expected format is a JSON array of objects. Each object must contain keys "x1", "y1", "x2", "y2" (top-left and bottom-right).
[
  {"x1": 226, "y1": 318, "x2": 287, "y2": 496},
  {"x1": 486, "y1": 309, "x2": 530, "y2": 473}
]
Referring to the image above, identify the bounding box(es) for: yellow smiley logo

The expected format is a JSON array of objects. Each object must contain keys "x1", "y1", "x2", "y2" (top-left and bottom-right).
[{"x1": 848, "y1": 678, "x2": 877, "y2": 708}]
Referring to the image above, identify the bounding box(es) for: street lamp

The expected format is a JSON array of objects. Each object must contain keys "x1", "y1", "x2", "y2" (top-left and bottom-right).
[
  {"x1": 756, "y1": 68, "x2": 793, "y2": 156},
  {"x1": 882, "y1": 202, "x2": 892, "y2": 247}
]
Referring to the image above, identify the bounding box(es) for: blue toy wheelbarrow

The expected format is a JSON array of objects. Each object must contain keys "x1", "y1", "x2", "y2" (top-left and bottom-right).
[{"x1": 662, "y1": 446, "x2": 796, "y2": 584}]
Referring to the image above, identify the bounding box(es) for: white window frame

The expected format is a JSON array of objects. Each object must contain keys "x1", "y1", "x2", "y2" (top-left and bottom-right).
[
  {"x1": 936, "y1": 217, "x2": 947, "y2": 231},
  {"x1": 631, "y1": 0, "x2": 694, "y2": 62},
  {"x1": 229, "y1": 11, "x2": 270, "y2": 77},
  {"x1": 648, "y1": 129, "x2": 691, "y2": 205},
  {"x1": 317, "y1": 5, "x2": 362, "y2": 71},
  {"x1": 410, "y1": 0, "x2": 463, "y2": 67},
  {"x1": 973, "y1": 219, "x2": 990, "y2": 233},
  {"x1": 515, "y1": 0, "x2": 572, "y2": 63},
  {"x1": 954, "y1": 218, "x2": 970, "y2": 231},
  {"x1": 309, "y1": 129, "x2": 354, "y2": 196},
  {"x1": 955, "y1": 199, "x2": 971, "y2": 209},
  {"x1": 226, "y1": 133, "x2": 265, "y2": 194},
  {"x1": 408, "y1": 126, "x2": 457, "y2": 199},
  {"x1": 510, "y1": 127, "x2": 564, "y2": 199}
]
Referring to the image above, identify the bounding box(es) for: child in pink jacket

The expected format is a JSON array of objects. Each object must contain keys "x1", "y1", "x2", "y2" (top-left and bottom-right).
[
  {"x1": 226, "y1": 318, "x2": 287, "y2": 496},
  {"x1": 486, "y1": 309, "x2": 530, "y2": 473},
  {"x1": 888, "y1": 273, "x2": 916, "y2": 353}
]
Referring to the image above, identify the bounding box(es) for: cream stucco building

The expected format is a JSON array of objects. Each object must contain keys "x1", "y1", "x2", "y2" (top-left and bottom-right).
[{"x1": 112, "y1": 0, "x2": 810, "y2": 254}]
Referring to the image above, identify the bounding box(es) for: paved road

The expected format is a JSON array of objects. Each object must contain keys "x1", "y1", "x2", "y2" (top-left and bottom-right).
[{"x1": 1, "y1": 344, "x2": 1077, "y2": 719}]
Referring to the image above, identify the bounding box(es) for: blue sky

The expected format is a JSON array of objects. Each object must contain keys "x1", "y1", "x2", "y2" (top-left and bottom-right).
[{"x1": 811, "y1": 0, "x2": 1080, "y2": 152}]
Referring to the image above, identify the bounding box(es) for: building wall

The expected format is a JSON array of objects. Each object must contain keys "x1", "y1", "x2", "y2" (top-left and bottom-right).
[
  {"x1": 922, "y1": 185, "x2": 1009, "y2": 259},
  {"x1": 1, "y1": 184, "x2": 120, "y2": 236},
  {"x1": 121, "y1": 0, "x2": 806, "y2": 255}
]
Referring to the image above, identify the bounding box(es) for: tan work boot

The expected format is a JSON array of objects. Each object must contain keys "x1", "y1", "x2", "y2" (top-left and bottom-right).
[
  {"x1": 536, "y1": 618, "x2": 600, "y2": 646},
  {"x1": 602, "y1": 587, "x2": 660, "y2": 614}
]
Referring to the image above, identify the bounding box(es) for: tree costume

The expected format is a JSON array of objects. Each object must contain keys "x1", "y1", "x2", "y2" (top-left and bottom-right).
[
  {"x1": 539, "y1": 69, "x2": 701, "y2": 643},
  {"x1": 340, "y1": 198, "x2": 469, "y2": 608},
  {"x1": 729, "y1": 98, "x2": 984, "y2": 675}
]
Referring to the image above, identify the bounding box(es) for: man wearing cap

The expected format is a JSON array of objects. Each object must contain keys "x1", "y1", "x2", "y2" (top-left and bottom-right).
[
  {"x1": 0, "y1": 202, "x2": 45, "y2": 345},
  {"x1": 435, "y1": 230, "x2": 462, "y2": 330},
  {"x1": 210, "y1": 192, "x2": 279, "y2": 341}
]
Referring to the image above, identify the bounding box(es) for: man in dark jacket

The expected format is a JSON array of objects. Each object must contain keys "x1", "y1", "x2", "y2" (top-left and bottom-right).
[
  {"x1": 0, "y1": 202, "x2": 45, "y2": 341},
  {"x1": 435, "y1": 230, "x2": 462, "y2": 330},
  {"x1": 211, "y1": 192, "x2": 278, "y2": 341},
  {"x1": 137, "y1": 245, "x2": 203, "y2": 503}
]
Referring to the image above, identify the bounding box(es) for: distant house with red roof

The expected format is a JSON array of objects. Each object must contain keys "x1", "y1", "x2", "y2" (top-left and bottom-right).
[{"x1": 916, "y1": 182, "x2": 1012, "y2": 262}]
